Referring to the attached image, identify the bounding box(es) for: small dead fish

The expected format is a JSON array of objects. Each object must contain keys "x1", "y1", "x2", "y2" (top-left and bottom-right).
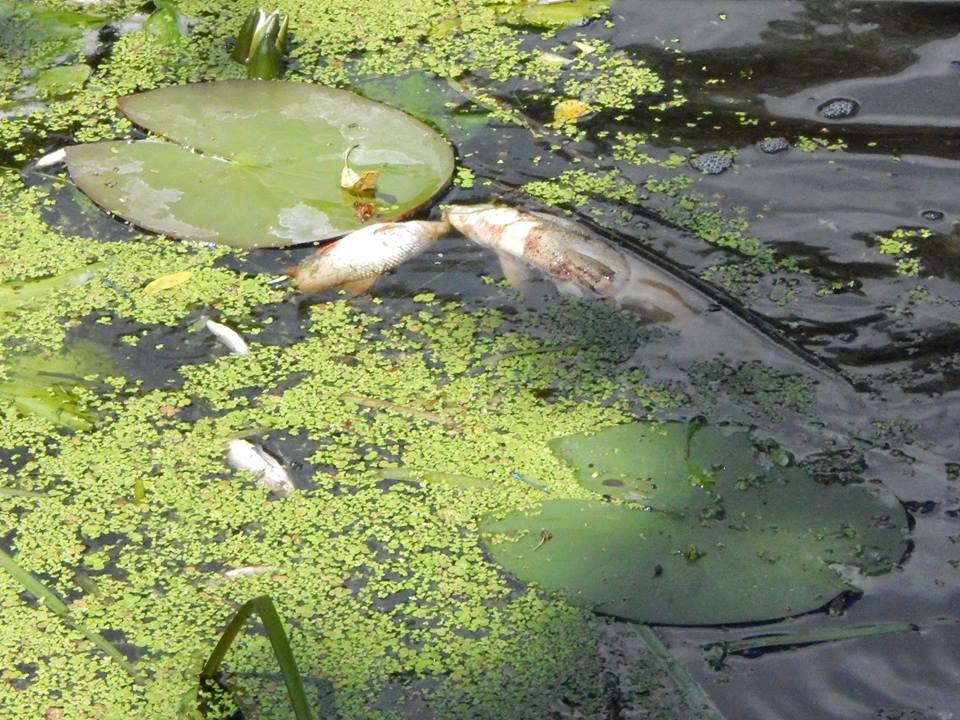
[
  {"x1": 226, "y1": 439, "x2": 293, "y2": 494},
  {"x1": 205, "y1": 318, "x2": 249, "y2": 356},
  {"x1": 445, "y1": 204, "x2": 616, "y2": 289},
  {"x1": 448, "y1": 205, "x2": 862, "y2": 411},
  {"x1": 288, "y1": 219, "x2": 450, "y2": 293},
  {"x1": 223, "y1": 564, "x2": 277, "y2": 579},
  {"x1": 34, "y1": 148, "x2": 66, "y2": 169},
  {"x1": 444, "y1": 204, "x2": 706, "y2": 322}
]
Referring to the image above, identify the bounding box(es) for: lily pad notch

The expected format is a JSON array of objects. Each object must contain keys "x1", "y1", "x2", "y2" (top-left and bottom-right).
[
  {"x1": 481, "y1": 421, "x2": 910, "y2": 626},
  {"x1": 65, "y1": 80, "x2": 455, "y2": 249}
]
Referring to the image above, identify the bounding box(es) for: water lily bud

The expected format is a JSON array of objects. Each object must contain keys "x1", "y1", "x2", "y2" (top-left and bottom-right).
[
  {"x1": 232, "y1": 8, "x2": 264, "y2": 62},
  {"x1": 276, "y1": 15, "x2": 288, "y2": 51},
  {"x1": 246, "y1": 14, "x2": 283, "y2": 79}
]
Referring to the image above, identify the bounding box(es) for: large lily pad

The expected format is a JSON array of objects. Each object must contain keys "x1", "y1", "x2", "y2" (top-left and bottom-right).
[
  {"x1": 65, "y1": 80, "x2": 455, "y2": 249},
  {"x1": 482, "y1": 422, "x2": 908, "y2": 625},
  {"x1": 494, "y1": 0, "x2": 611, "y2": 28}
]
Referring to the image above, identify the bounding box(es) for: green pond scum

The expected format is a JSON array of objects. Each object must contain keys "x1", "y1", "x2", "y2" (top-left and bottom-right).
[{"x1": 0, "y1": 214, "x2": 696, "y2": 716}]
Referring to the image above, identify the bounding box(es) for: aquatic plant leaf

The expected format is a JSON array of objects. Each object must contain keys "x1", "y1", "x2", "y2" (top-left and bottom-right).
[
  {"x1": 353, "y1": 71, "x2": 490, "y2": 140},
  {"x1": 496, "y1": 0, "x2": 611, "y2": 29},
  {"x1": 0, "y1": 339, "x2": 119, "y2": 431},
  {"x1": 144, "y1": 5, "x2": 182, "y2": 45},
  {"x1": 0, "y1": 262, "x2": 104, "y2": 313},
  {"x1": 0, "y1": 2, "x2": 104, "y2": 63},
  {"x1": 483, "y1": 499, "x2": 847, "y2": 625},
  {"x1": 35, "y1": 64, "x2": 91, "y2": 98},
  {"x1": 143, "y1": 269, "x2": 193, "y2": 293},
  {"x1": 551, "y1": 422, "x2": 907, "y2": 574},
  {"x1": 65, "y1": 81, "x2": 455, "y2": 249},
  {"x1": 0, "y1": 547, "x2": 138, "y2": 678},
  {"x1": 199, "y1": 595, "x2": 314, "y2": 719},
  {"x1": 482, "y1": 422, "x2": 908, "y2": 625}
]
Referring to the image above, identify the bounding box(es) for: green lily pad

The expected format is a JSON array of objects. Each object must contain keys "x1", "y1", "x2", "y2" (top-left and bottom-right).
[
  {"x1": 1, "y1": 2, "x2": 105, "y2": 62},
  {"x1": 353, "y1": 72, "x2": 490, "y2": 141},
  {"x1": 35, "y1": 64, "x2": 91, "y2": 98},
  {"x1": 65, "y1": 80, "x2": 455, "y2": 249},
  {"x1": 481, "y1": 422, "x2": 908, "y2": 625},
  {"x1": 495, "y1": 0, "x2": 611, "y2": 29}
]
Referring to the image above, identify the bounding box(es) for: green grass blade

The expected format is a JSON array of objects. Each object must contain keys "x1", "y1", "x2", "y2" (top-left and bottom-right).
[
  {"x1": 635, "y1": 624, "x2": 726, "y2": 720},
  {"x1": 714, "y1": 617, "x2": 958, "y2": 656},
  {"x1": 201, "y1": 595, "x2": 314, "y2": 720},
  {"x1": 0, "y1": 547, "x2": 139, "y2": 678},
  {"x1": 0, "y1": 488, "x2": 45, "y2": 497}
]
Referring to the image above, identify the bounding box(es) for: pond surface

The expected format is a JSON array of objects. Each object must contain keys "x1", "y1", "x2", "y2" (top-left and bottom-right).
[{"x1": 1, "y1": 1, "x2": 959, "y2": 718}]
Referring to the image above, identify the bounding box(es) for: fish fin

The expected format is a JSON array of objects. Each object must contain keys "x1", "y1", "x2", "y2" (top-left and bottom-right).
[
  {"x1": 559, "y1": 248, "x2": 618, "y2": 291},
  {"x1": 497, "y1": 250, "x2": 535, "y2": 291},
  {"x1": 338, "y1": 275, "x2": 378, "y2": 293}
]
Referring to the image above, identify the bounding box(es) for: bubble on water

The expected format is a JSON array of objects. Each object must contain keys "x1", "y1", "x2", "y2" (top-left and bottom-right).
[
  {"x1": 921, "y1": 209, "x2": 945, "y2": 222},
  {"x1": 818, "y1": 98, "x2": 859, "y2": 120},
  {"x1": 756, "y1": 137, "x2": 790, "y2": 154},
  {"x1": 690, "y1": 151, "x2": 733, "y2": 175}
]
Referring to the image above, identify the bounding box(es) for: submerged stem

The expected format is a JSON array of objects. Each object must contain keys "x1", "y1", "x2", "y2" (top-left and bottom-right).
[
  {"x1": 340, "y1": 392, "x2": 457, "y2": 429},
  {"x1": 635, "y1": 624, "x2": 727, "y2": 720},
  {"x1": 200, "y1": 595, "x2": 314, "y2": 720},
  {"x1": 0, "y1": 547, "x2": 139, "y2": 679}
]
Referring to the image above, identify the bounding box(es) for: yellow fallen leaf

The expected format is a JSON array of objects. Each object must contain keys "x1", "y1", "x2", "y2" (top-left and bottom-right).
[
  {"x1": 553, "y1": 98, "x2": 591, "y2": 124},
  {"x1": 143, "y1": 270, "x2": 193, "y2": 294},
  {"x1": 572, "y1": 40, "x2": 596, "y2": 55},
  {"x1": 537, "y1": 50, "x2": 573, "y2": 66},
  {"x1": 340, "y1": 166, "x2": 379, "y2": 193}
]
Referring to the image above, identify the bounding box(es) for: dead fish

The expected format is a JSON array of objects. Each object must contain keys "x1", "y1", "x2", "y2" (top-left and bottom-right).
[
  {"x1": 204, "y1": 318, "x2": 249, "y2": 356},
  {"x1": 223, "y1": 564, "x2": 277, "y2": 579},
  {"x1": 445, "y1": 204, "x2": 860, "y2": 409},
  {"x1": 226, "y1": 439, "x2": 293, "y2": 494},
  {"x1": 288, "y1": 219, "x2": 450, "y2": 293},
  {"x1": 444, "y1": 204, "x2": 707, "y2": 321},
  {"x1": 34, "y1": 148, "x2": 66, "y2": 169}
]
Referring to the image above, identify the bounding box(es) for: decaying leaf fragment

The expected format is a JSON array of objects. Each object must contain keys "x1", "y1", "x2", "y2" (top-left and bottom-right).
[
  {"x1": 340, "y1": 145, "x2": 379, "y2": 194},
  {"x1": 143, "y1": 270, "x2": 193, "y2": 294},
  {"x1": 552, "y1": 98, "x2": 591, "y2": 124}
]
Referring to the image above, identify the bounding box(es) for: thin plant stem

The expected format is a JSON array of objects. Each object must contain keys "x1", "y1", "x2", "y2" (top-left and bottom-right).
[
  {"x1": 635, "y1": 624, "x2": 727, "y2": 720},
  {"x1": 0, "y1": 547, "x2": 139, "y2": 679},
  {"x1": 340, "y1": 392, "x2": 457, "y2": 429},
  {"x1": 200, "y1": 595, "x2": 314, "y2": 720}
]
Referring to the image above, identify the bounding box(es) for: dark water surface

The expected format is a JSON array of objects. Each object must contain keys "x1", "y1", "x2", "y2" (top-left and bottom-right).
[
  {"x1": 418, "y1": 1, "x2": 960, "y2": 717},
  {"x1": 578, "y1": 3, "x2": 960, "y2": 718}
]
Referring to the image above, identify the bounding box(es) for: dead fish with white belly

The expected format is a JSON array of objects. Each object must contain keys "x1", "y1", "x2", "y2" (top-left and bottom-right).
[
  {"x1": 288, "y1": 219, "x2": 451, "y2": 293},
  {"x1": 226, "y1": 439, "x2": 294, "y2": 495},
  {"x1": 443, "y1": 203, "x2": 857, "y2": 399},
  {"x1": 444, "y1": 204, "x2": 709, "y2": 322}
]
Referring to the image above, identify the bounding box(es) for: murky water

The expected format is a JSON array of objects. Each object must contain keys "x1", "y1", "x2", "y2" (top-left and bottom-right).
[
  {"x1": 4, "y1": 1, "x2": 960, "y2": 718},
  {"x1": 369, "y1": 2, "x2": 960, "y2": 716},
  {"x1": 538, "y1": 3, "x2": 960, "y2": 718}
]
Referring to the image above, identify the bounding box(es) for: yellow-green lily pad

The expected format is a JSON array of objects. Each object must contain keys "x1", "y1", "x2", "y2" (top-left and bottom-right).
[
  {"x1": 496, "y1": 0, "x2": 610, "y2": 29},
  {"x1": 65, "y1": 80, "x2": 455, "y2": 249},
  {"x1": 482, "y1": 422, "x2": 909, "y2": 625}
]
